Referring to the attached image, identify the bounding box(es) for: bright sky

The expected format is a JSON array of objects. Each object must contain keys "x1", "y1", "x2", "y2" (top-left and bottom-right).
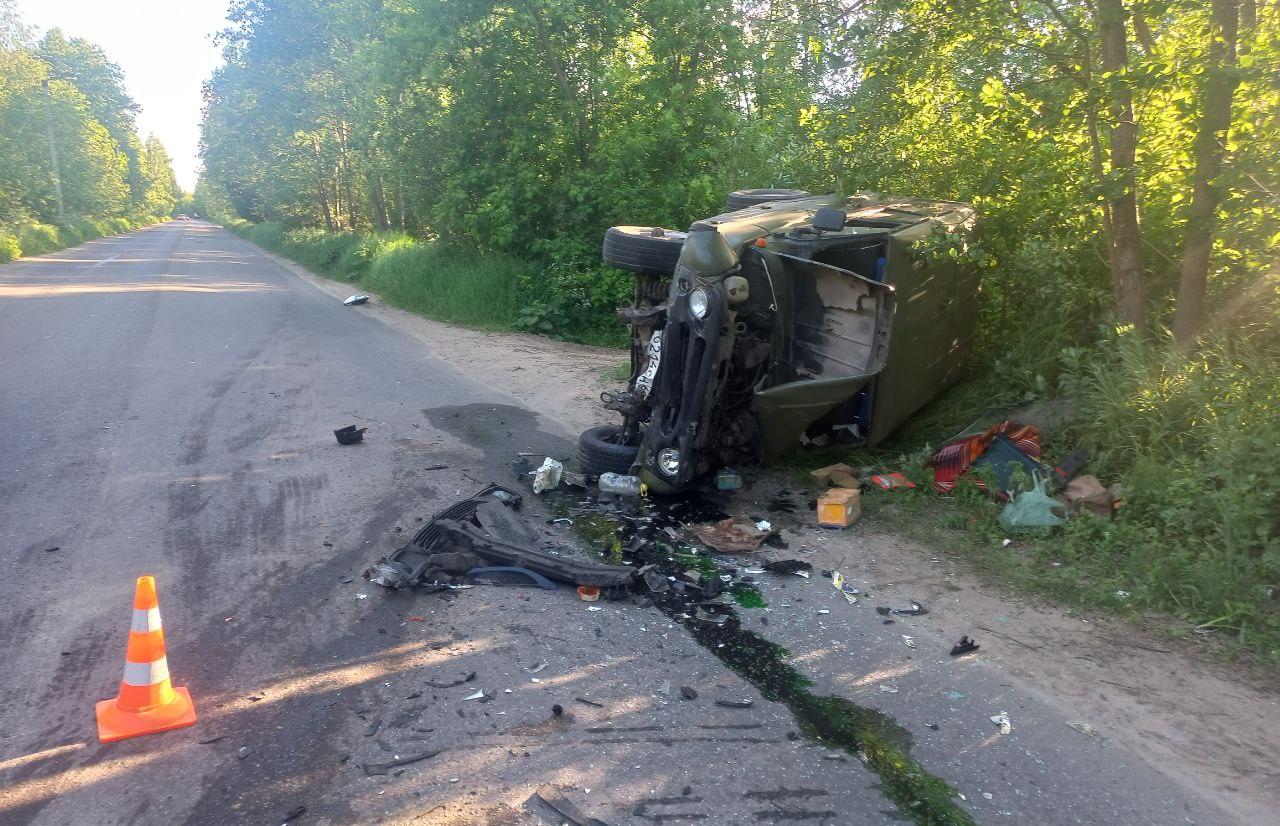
[{"x1": 14, "y1": 0, "x2": 231, "y2": 191}]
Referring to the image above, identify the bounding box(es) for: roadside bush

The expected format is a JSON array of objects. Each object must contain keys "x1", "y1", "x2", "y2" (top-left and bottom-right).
[
  {"x1": 0, "y1": 230, "x2": 20, "y2": 262},
  {"x1": 17, "y1": 223, "x2": 60, "y2": 255}
]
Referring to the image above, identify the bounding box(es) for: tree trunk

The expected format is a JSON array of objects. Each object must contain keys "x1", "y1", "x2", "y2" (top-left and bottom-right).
[
  {"x1": 311, "y1": 136, "x2": 336, "y2": 233},
  {"x1": 1097, "y1": 0, "x2": 1147, "y2": 335},
  {"x1": 370, "y1": 169, "x2": 390, "y2": 231},
  {"x1": 1173, "y1": 0, "x2": 1241, "y2": 347}
]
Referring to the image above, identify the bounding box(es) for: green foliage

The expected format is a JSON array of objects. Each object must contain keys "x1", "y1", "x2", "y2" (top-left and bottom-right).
[
  {"x1": 1, "y1": 10, "x2": 180, "y2": 235},
  {"x1": 0, "y1": 228, "x2": 18, "y2": 261},
  {"x1": 16, "y1": 222, "x2": 59, "y2": 255}
]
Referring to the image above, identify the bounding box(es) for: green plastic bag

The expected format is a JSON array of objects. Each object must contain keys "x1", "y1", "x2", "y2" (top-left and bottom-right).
[{"x1": 998, "y1": 474, "x2": 1066, "y2": 530}]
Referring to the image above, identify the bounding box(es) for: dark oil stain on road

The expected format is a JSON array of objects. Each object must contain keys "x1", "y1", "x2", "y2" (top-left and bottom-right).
[{"x1": 562, "y1": 489, "x2": 976, "y2": 826}]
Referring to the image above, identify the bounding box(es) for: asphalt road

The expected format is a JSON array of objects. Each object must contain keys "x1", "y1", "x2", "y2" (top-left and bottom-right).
[{"x1": 0, "y1": 222, "x2": 1232, "y2": 825}]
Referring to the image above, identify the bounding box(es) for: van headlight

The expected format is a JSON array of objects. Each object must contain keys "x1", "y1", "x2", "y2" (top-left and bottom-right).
[
  {"x1": 657, "y1": 448, "x2": 681, "y2": 476},
  {"x1": 689, "y1": 288, "x2": 709, "y2": 319}
]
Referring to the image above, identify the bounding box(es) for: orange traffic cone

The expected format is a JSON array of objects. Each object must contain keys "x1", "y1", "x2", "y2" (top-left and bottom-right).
[{"x1": 95, "y1": 575, "x2": 197, "y2": 742}]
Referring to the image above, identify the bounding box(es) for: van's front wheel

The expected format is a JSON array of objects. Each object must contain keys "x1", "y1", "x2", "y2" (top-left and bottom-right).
[{"x1": 577, "y1": 425, "x2": 642, "y2": 476}]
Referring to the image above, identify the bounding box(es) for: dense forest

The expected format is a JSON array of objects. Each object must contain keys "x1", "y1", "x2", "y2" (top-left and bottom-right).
[
  {"x1": 0, "y1": 1, "x2": 182, "y2": 261},
  {"x1": 205, "y1": 0, "x2": 1278, "y2": 660}
]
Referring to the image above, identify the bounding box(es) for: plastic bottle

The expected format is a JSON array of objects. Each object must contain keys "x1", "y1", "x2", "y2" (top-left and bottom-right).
[{"x1": 598, "y1": 472, "x2": 643, "y2": 497}]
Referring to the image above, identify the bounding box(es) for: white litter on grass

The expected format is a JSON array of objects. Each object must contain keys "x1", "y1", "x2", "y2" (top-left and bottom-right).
[
  {"x1": 990, "y1": 711, "x2": 1012, "y2": 735},
  {"x1": 1115, "y1": 590, "x2": 1131, "y2": 599}
]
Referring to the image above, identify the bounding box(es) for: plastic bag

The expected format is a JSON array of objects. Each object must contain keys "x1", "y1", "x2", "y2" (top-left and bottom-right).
[
  {"x1": 998, "y1": 473, "x2": 1065, "y2": 530},
  {"x1": 532, "y1": 457, "x2": 563, "y2": 493}
]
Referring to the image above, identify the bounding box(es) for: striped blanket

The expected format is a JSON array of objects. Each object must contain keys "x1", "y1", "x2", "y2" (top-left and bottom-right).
[{"x1": 927, "y1": 421, "x2": 1042, "y2": 500}]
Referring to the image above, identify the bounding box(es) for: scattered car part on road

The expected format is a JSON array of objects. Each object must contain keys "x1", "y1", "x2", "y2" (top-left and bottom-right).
[
  {"x1": 528, "y1": 783, "x2": 612, "y2": 826},
  {"x1": 715, "y1": 698, "x2": 754, "y2": 708},
  {"x1": 361, "y1": 749, "x2": 441, "y2": 776},
  {"x1": 368, "y1": 485, "x2": 634, "y2": 591},
  {"x1": 466, "y1": 566, "x2": 556, "y2": 589},
  {"x1": 423, "y1": 671, "x2": 476, "y2": 689},
  {"x1": 333, "y1": 425, "x2": 366, "y2": 445},
  {"x1": 761, "y1": 559, "x2": 812, "y2": 575},
  {"x1": 343, "y1": 293, "x2": 369, "y2": 306}
]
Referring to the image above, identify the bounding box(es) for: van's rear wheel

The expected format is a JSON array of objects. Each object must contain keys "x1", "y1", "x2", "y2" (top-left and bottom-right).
[
  {"x1": 602, "y1": 226, "x2": 686, "y2": 276},
  {"x1": 578, "y1": 425, "x2": 641, "y2": 476},
  {"x1": 724, "y1": 188, "x2": 811, "y2": 211}
]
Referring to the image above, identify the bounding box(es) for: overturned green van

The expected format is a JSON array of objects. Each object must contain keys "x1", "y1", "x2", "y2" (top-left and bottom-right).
[{"x1": 578, "y1": 190, "x2": 979, "y2": 494}]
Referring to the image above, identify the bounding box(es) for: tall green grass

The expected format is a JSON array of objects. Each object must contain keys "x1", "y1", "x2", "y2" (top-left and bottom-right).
[
  {"x1": 835, "y1": 315, "x2": 1280, "y2": 666},
  {"x1": 0, "y1": 217, "x2": 164, "y2": 261},
  {"x1": 230, "y1": 222, "x2": 527, "y2": 330}
]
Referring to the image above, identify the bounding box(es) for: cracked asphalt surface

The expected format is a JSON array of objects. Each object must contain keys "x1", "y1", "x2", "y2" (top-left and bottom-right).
[{"x1": 0, "y1": 222, "x2": 1233, "y2": 824}]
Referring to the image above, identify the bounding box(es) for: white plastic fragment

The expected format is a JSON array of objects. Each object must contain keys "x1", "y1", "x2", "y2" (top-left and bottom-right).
[
  {"x1": 463, "y1": 690, "x2": 487, "y2": 701},
  {"x1": 532, "y1": 457, "x2": 564, "y2": 493},
  {"x1": 990, "y1": 711, "x2": 1012, "y2": 735}
]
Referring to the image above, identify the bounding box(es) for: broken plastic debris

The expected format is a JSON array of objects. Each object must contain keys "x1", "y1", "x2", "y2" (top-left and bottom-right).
[
  {"x1": 950, "y1": 636, "x2": 980, "y2": 656},
  {"x1": 714, "y1": 699, "x2": 754, "y2": 708},
  {"x1": 830, "y1": 571, "x2": 859, "y2": 604},
  {"x1": 424, "y1": 671, "x2": 476, "y2": 689},
  {"x1": 989, "y1": 711, "x2": 1012, "y2": 735},
  {"x1": 714, "y1": 468, "x2": 742, "y2": 491},
  {"x1": 586, "y1": 605, "x2": 603, "y2": 612},
  {"x1": 761, "y1": 559, "x2": 811, "y2": 575},
  {"x1": 354, "y1": 593, "x2": 368, "y2": 601},
  {"x1": 693, "y1": 607, "x2": 728, "y2": 625},
  {"x1": 361, "y1": 749, "x2": 440, "y2": 776},
  {"x1": 1066, "y1": 720, "x2": 1103, "y2": 740},
  {"x1": 755, "y1": 520, "x2": 772, "y2": 532},
  {"x1": 343, "y1": 293, "x2": 370, "y2": 306},
  {"x1": 532, "y1": 457, "x2": 564, "y2": 494},
  {"x1": 901, "y1": 635, "x2": 916, "y2": 649},
  {"x1": 879, "y1": 684, "x2": 899, "y2": 694},
  {"x1": 527, "y1": 661, "x2": 548, "y2": 674},
  {"x1": 463, "y1": 690, "x2": 488, "y2": 701},
  {"x1": 334, "y1": 424, "x2": 367, "y2": 445}
]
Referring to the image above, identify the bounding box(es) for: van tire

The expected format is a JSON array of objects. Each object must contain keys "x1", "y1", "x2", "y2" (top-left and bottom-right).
[
  {"x1": 602, "y1": 226, "x2": 686, "y2": 276},
  {"x1": 578, "y1": 425, "x2": 642, "y2": 476},
  {"x1": 724, "y1": 188, "x2": 812, "y2": 211}
]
